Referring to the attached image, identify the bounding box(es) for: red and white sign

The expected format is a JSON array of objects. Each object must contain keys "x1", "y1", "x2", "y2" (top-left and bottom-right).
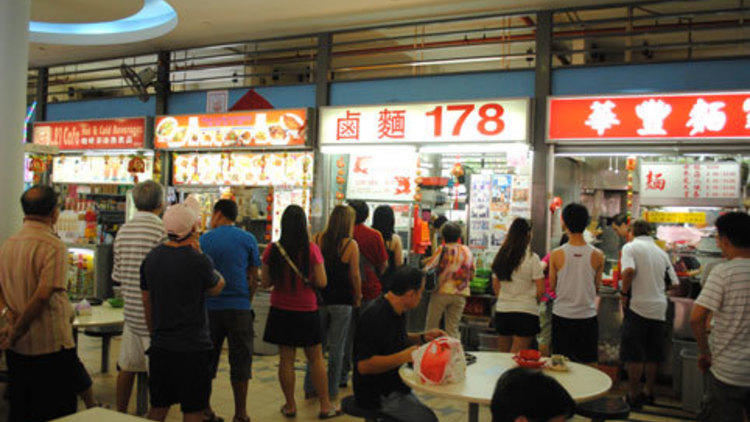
[
  {"x1": 548, "y1": 91, "x2": 750, "y2": 141},
  {"x1": 320, "y1": 99, "x2": 529, "y2": 144},
  {"x1": 32, "y1": 118, "x2": 146, "y2": 150},
  {"x1": 639, "y1": 162, "x2": 741, "y2": 202},
  {"x1": 346, "y1": 152, "x2": 419, "y2": 201}
]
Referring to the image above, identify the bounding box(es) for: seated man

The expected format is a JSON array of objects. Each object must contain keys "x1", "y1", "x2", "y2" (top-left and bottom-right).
[
  {"x1": 491, "y1": 367, "x2": 575, "y2": 422},
  {"x1": 353, "y1": 266, "x2": 444, "y2": 422}
]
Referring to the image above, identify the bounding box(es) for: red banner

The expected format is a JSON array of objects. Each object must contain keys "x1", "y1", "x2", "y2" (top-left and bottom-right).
[
  {"x1": 548, "y1": 92, "x2": 750, "y2": 141},
  {"x1": 32, "y1": 118, "x2": 146, "y2": 150}
]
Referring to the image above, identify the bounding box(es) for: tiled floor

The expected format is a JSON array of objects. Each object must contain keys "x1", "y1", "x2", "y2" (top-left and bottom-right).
[{"x1": 1, "y1": 335, "x2": 698, "y2": 421}]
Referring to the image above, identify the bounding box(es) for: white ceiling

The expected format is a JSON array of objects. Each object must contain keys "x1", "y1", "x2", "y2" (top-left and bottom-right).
[{"x1": 29, "y1": 0, "x2": 645, "y2": 67}]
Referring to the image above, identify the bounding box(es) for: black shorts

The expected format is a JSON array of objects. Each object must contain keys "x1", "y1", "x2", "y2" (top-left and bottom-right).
[
  {"x1": 148, "y1": 348, "x2": 212, "y2": 413},
  {"x1": 6, "y1": 348, "x2": 80, "y2": 422},
  {"x1": 208, "y1": 309, "x2": 254, "y2": 382},
  {"x1": 552, "y1": 314, "x2": 599, "y2": 363},
  {"x1": 620, "y1": 309, "x2": 666, "y2": 363},
  {"x1": 494, "y1": 312, "x2": 540, "y2": 337},
  {"x1": 263, "y1": 307, "x2": 322, "y2": 347}
]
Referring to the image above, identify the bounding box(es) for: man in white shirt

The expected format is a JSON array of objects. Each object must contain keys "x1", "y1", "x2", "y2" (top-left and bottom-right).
[
  {"x1": 690, "y1": 212, "x2": 750, "y2": 422},
  {"x1": 619, "y1": 220, "x2": 679, "y2": 408}
]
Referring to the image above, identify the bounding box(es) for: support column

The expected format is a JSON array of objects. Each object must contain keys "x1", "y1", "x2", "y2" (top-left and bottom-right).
[
  {"x1": 530, "y1": 11, "x2": 552, "y2": 255},
  {"x1": 155, "y1": 51, "x2": 170, "y2": 115},
  {"x1": 0, "y1": 0, "x2": 31, "y2": 242},
  {"x1": 35, "y1": 67, "x2": 48, "y2": 121},
  {"x1": 312, "y1": 33, "x2": 332, "y2": 232}
]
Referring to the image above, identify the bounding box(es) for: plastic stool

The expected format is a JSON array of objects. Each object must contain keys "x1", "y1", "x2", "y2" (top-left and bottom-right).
[
  {"x1": 83, "y1": 326, "x2": 123, "y2": 373},
  {"x1": 341, "y1": 395, "x2": 382, "y2": 422},
  {"x1": 576, "y1": 397, "x2": 630, "y2": 422}
]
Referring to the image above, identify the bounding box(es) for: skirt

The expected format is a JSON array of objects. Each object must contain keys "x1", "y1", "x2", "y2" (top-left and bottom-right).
[{"x1": 263, "y1": 306, "x2": 323, "y2": 347}]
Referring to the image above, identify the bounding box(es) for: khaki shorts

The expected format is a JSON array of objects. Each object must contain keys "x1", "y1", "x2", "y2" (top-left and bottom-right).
[{"x1": 118, "y1": 325, "x2": 151, "y2": 372}]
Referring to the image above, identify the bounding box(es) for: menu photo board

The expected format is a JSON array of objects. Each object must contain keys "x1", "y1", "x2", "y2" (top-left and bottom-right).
[
  {"x1": 172, "y1": 151, "x2": 313, "y2": 188},
  {"x1": 639, "y1": 161, "x2": 741, "y2": 206},
  {"x1": 33, "y1": 118, "x2": 147, "y2": 150},
  {"x1": 155, "y1": 109, "x2": 308, "y2": 149},
  {"x1": 345, "y1": 152, "x2": 419, "y2": 202},
  {"x1": 320, "y1": 98, "x2": 529, "y2": 145},
  {"x1": 52, "y1": 154, "x2": 153, "y2": 185}
]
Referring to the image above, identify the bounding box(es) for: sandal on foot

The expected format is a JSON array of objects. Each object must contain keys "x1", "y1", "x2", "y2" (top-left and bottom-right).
[
  {"x1": 280, "y1": 406, "x2": 296, "y2": 418},
  {"x1": 203, "y1": 412, "x2": 224, "y2": 422},
  {"x1": 318, "y1": 408, "x2": 343, "y2": 419}
]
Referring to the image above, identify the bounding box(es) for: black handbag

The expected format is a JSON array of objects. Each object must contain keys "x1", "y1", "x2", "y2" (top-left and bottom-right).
[{"x1": 424, "y1": 248, "x2": 444, "y2": 292}]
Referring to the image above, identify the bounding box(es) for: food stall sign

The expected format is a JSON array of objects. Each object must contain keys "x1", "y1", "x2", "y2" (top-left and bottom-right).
[
  {"x1": 345, "y1": 153, "x2": 419, "y2": 202},
  {"x1": 644, "y1": 211, "x2": 706, "y2": 225},
  {"x1": 319, "y1": 99, "x2": 529, "y2": 145},
  {"x1": 639, "y1": 162, "x2": 741, "y2": 206},
  {"x1": 548, "y1": 91, "x2": 750, "y2": 142},
  {"x1": 32, "y1": 118, "x2": 147, "y2": 150},
  {"x1": 155, "y1": 109, "x2": 308, "y2": 149},
  {"x1": 52, "y1": 154, "x2": 154, "y2": 185}
]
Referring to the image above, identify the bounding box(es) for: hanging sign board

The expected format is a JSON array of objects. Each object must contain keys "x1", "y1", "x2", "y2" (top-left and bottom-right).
[
  {"x1": 155, "y1": 109, "x2": 308, "y2": 149},
  {"x1": 639, "y1": 162, "x2": 741, "y2": 206},
  {"x1": 548, "y1": 91, "x2": 750, "y2": 141},
  {"x1": 32, "y1": 118, "x2": 147, "y2": 150},
  {"x1": 345, "y1": 152, "x2": 419, "y2": 202},
  {"x1": 320, "y1": 99, "x2": 529, "y2": 145}
]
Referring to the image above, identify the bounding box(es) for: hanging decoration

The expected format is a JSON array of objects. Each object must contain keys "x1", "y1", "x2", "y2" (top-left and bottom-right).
[
  {"x1": 265, "y1": 188, "x2": 274, "y2": 242},
  {"x1": 335, "y1": 156, "x2": 346, "y2": 203},
  {"x1": 451, "y1": 162, "x2": 465, "y2": 184},
  {"x1": 153, "y1": 151, "x2": 163, "y2": 182},
  {"x1": 626, "y1": 156, "x2": 636, "y2": 219},
  {"x1": 127, "y1": 155, "x2": 146, "y2": 183}
]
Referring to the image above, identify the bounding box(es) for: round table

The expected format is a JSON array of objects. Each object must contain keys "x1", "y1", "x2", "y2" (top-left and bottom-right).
[
  {"x1": 399, "y1": 351, "x2": 612, "y2": 422},
  {"x1": 72, "y1": 303, "x2": 124, "y2": 328}
]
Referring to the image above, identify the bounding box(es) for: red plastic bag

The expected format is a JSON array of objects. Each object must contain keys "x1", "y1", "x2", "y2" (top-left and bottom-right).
[{"x1": 412, "y1": 336, "x2": 466, "y2": 385}]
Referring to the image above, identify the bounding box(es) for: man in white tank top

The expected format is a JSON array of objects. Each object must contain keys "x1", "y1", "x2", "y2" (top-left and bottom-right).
[{"x1": 549, "y1": 203, "x2": 604, "y2": 364}]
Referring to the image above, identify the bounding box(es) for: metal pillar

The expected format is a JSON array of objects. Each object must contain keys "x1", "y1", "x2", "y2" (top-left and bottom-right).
[
  {"x1": 35, "y1": 67, "x2": 48, "y2": 121},
  {"x1": 155, "y1": 51, "x2": 171, "y2": 115},
  {"x1": 312, "y1": 33, "x2": 332, "y2": 233},
  {"x1": 531, "y1": 11, "x2": 552, "y2": 256}
]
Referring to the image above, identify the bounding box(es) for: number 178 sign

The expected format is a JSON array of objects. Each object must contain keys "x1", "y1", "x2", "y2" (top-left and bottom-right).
[{"x1": 319, "y1": 99, "x2": 529, "y2": 145}]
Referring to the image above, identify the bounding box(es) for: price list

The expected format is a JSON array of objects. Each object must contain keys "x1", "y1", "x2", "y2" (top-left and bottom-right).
[{"x1": 680, "y1": 163, "x2": 740, "y2": 199}]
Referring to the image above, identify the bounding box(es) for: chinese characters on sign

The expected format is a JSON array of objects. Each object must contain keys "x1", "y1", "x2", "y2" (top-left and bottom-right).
[
  {"x1": 548, "y1": 92, "x2": 750, "y2": 140},
  {"x1": 639, "y1": 162, "x2": 741, "y2": 203},
  {"x1": 33, "y1": 119, "x2": 146, "y2": 150},
  {"x1": 320, "y1": 99, "x2": 529, "y2": 144}
]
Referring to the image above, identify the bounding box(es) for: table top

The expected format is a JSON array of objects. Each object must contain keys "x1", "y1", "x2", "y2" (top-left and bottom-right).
[
  {"x1": 72, "y1": 303, "x2": 125, "y2": 328},
  {"x1": 399, "y1": 351, "x2": 612, "y2": 406},
  {"x1": 53, "y1": 408, "x2": 145, "y2": 421}
]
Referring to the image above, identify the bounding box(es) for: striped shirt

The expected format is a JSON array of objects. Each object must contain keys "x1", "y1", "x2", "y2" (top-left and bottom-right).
[
  {"x1": 0, "y1": 220, "x2": 76, "y2": 355},
  {"x1": 695, "y1": 257, "x2": 750, "y2": 387},
  {"x1": 112, "y1": 212, "x2": 166, "y2": 337}
]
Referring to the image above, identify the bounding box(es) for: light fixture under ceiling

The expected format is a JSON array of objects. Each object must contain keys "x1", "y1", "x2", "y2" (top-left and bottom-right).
[{"x1": 29, "y1": 0, "x2": 177, "y2": 45}]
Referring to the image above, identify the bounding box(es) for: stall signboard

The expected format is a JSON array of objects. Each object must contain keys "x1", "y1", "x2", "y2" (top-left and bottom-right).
[
  {"x1": 52, "y1": 154, "x2": 153, "y2": 185},
  {"x1": 345, "y1": 152, "x2": 419, "y2": 202},
  {"x1": 33, "y1": 118, "x2": 146, "y2": 150},
  {"x1": 644, "y1": 211, "x2": 706, "y2": 225},
  {"x1": 639, "y1": 162, "x2": 741, "y2": 204},
  {"x1": 548, "y1": 91, "x2": 750, "y2": 141},
  {"x1": 320, "y1": 99, "x2": 529, "y2": 144},
  {"x1": 155, "y1": 109, "x2": 308, "y2": 149},
  {"x1": 172, "y1": 151, "x2": 313, "y2": 188}
]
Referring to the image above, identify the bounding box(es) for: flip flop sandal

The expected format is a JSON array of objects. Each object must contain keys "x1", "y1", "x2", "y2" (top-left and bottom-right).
[
  {"x1": 318, "y1": 408, "x2": 343, "y2": 419},
  {"x1": 280, "y1": 405, "x2": 297, "y2": 418}
]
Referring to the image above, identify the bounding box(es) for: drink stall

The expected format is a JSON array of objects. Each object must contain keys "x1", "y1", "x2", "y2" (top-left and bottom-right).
[
  {"x1": 32, "y1": 118, "x2": 155, "y2": 300},
  {"x1": 154, "y1": 109, "x2": 313, "y2": 243},
  {"x1": 546, "y1": 91, "x2": 749, "y2": 393},
  {"x1": 318, "y1": 98, "x2": 532, "y2": 335}
]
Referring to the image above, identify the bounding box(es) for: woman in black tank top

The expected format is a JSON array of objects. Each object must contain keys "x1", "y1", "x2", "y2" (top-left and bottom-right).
[
  {"x1": 372, "y1": 205, "x2": 404, "y2": 292},
  {"x1": 303, "y1": 205, "x2": 361, "y2": 400}
]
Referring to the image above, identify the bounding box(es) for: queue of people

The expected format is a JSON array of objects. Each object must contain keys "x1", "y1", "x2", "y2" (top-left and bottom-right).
[{"x1": 0, "y1": 182, "x2": 748, "y2": 422}]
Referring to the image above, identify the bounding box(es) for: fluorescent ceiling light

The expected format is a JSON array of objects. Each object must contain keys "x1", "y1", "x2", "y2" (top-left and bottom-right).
[{"x1": 29, "y1": 0, "x2": 177, "y2": 45}]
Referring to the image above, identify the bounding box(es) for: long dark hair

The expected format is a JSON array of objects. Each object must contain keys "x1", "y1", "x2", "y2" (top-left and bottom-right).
[
  {"x1": 268, "y1": 205, "x2": 311, "y2": 290},
  {"x1": 320, "y1": 205, "x2": 355, "y2": 263},
  {"x1": 372, "y1": 205, "x2": 395, "y2": 242},
  {"x1": 492, "y1": 218, "x2": 532, "y2": 281}
]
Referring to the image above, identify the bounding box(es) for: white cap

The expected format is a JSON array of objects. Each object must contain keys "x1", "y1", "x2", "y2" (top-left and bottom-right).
[{"x1": 163, "y1": 203, "x2": 199, "y2": 238}]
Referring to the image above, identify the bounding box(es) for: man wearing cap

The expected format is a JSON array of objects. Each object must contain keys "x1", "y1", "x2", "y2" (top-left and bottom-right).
[{"x1": 140, "y1": 202, "x2": 225, "y2": 422}]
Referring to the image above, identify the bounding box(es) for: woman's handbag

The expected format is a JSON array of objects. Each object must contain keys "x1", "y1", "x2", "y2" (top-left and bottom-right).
[{"x1": 424, "y1": 248, "x2": 444, "y2": 292}]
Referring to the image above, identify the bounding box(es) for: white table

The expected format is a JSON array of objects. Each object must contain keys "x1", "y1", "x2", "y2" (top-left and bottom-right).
[
  {"x1": 72, "y1": 303, "x2": 125, "y2": 328},
  {"x1": 53, "y1": 408, "x2": 146, "y2": 421},
  {"x1": 399, "y1": 351, "x2": 612, "y2": 422}
]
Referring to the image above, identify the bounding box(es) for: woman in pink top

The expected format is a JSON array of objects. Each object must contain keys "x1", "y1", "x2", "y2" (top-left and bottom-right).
[{"x1": 260, "y1": 205, "x2": 341, "y2": 419}]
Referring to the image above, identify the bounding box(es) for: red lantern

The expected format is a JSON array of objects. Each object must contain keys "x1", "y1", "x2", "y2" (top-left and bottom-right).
[
  {"x1": 549, "y1": 196, "x2": 563, "y2": 213},
  {"x1": 28, "y1": 157, "x2": 46, "y2": 173},
  {"x1": 335, "y1": 192, "x2": 345, "y2": 200},
  {"x1": 336, "y1": 176, "x2": 345, "y2": 185},
  {"x1": 337, "y1": 169, "x2": 345, "y2": 176},
  {"x1": 413, "y1": 193, "x2": 422, "y2": 202},
  {"x1": 626, "y1": 157, "x2": 637, "y2": 171}
]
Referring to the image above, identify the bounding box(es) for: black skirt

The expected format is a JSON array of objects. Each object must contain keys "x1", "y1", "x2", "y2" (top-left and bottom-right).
[{"x1": 263, "y1": 306, "x2": 322, "y2": 347}]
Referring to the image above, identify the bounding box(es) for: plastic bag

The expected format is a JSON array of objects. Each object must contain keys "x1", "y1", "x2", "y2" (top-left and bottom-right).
[{"x1": 412, "y1": 336, "x2": 466, "y2": 385}]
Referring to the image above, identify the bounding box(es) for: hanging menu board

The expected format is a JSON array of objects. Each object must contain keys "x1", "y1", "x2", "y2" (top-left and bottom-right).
[
  {"x1": 346, "y1": 152, "x2": 418, "y2": 202},
  {"x1": 52, "y1": 154, "x2": 153, "y2": 185},
  {"x1": 272, "y1": 189, "x2": 311, "y2": 241},
  {"x1": 640, "y1": 162, "x2": 741, "y2": 206},
  {"x1": 172, "y1": 152, "x2": 313, "y2": 188},
  {"x1": 469, "y1": 174, "x2": 491, "y2": 249}
]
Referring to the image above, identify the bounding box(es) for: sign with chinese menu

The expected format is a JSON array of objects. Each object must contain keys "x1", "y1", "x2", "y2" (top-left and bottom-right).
[
  {"x1": 52, "y1": 154, "x2": 153, "y2": 185},
  {"x1": 172, "y1": 152, "x2": 313, "y2": 188},
  {"x1": 639, "y1": 162, "x2": 741, "y2": 206},
  {"x1": 33, "y1": 118, "x2": 146, "y2": 150},
  {"x1": 644, "y1": 211, "x2": 706, "y2": 225},
  {"x1": 548, "y1": 91, "x2": 750, "y2": 141},
  {"x1": 155, "y1": 109, "x2": 308, "y2": 149},
  {"x1": 319, "y1": 99, "x2": 529, "y2": 144},
  {"x1": 272, "y1": 189, "x2": 311, "y2": 241},
  {"x1": 346, "y1": 152, "x2": 419, "y2": 201}
]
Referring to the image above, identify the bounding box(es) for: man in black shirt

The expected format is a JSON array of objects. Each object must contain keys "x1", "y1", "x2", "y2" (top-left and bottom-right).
[
  {"x1": 140, "y1": 203, "x2": 225, "y2": 422},
  {"x1": 354, "y1": 266, "x2": 444, "y2": 422}
]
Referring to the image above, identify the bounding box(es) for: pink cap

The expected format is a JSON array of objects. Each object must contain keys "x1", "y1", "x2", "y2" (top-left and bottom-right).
[{"x1": 163, "y1": 203, "x2": 199, "y2": 238}]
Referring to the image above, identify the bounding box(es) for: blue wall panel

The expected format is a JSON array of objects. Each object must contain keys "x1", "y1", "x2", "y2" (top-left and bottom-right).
[
  {"x1": 47, "y1": 96, "x2": 155, "y2": 121},
  {"x1": 552, "y1": 59, "x2": 750, "y2": 95},
  {"x1": 167, "y1": 84, "x2": 316, "y2": 114},
  {"x1": 330, "y1": 71, "x2": 535, "y2": 105}
]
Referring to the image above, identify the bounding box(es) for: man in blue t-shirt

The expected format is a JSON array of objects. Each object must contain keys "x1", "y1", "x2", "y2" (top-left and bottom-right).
[{"x1": 200, "y1": 199, "x2": 260, "y2": 422}]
